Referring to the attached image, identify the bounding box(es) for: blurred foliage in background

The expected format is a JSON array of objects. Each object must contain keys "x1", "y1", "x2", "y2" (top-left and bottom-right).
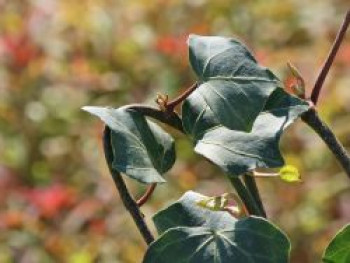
[{"x1": 0, "y1": 0, "x2": 349, "y2": 262}]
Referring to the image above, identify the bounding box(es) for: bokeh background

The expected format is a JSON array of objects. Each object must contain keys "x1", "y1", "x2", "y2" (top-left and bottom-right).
[{"x1": 0, "y1": 0, "x2": 349, "y2": 262}]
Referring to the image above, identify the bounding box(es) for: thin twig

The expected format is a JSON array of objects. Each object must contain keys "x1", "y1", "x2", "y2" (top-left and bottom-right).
[
  {"x1": 243, "y1": 174, "x2": 267, "y2": 218},
  {"x1": 127, "y1": 104, "x2": 184, "y2": 132},
  {"x1": 137, "y1": 183, "x2": 157, "y2": 207},
  {"x1": 253, "y1": 171, "x2": 279, "y2": 177},
  {"x1": 302, "y1": 109, "x2": 350, "y2": 179},
  {"x1": 311, "y1": 10, "x2": 350, "y2": 105},
  {"x1": 166, "y1": 82, "x2": 198, "y2": 112},
  {"x1": 103, "y1": 127, "x2": 154, "y2": 245}
]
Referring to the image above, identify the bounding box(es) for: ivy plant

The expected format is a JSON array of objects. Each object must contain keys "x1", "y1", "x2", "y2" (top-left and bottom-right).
[{"x1": 83, "y1": 11, "x2": 350, "y2": 263}]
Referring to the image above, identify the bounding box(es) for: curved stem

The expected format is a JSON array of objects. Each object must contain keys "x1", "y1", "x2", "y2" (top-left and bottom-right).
[
  {"x1": 166, "y1": 82, "x2": 198, "y2": 112},
  {"x1": 311, "y1": 10, "x2": 350, "y2": 105},
  {"x1": 228, "y1": 176, "x2": 264, "y2": 217},
  {"x1": 127, "y1": 104, "x2": 184, "y2": 133},
  {"x1": 124, "y1": 105, "x2": 183, "y2": 207},
  {"x1": 302, "y1": 109, "x2": 350, "y2": 179},
  {"x1": 103, "y1": 127, "x2": 154, "y2": 245},
  {"x1": 243, "y1": 174, "x2": 267, "y2": 218},
  {"x1": 137, "y1": 183, "x2": 157, "y2": 207}
]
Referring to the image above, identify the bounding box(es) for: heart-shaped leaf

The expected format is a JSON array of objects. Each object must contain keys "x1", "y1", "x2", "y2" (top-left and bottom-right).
[
  {"x1": 82, "y1": 106, "x2": 175, "y2": 184},
  {"x1": 323, "y1": 224, "x2": 350, "y2": 263},
  {"x1": 187, "y1": 34, "x2": 280, "y2": 131},
  {"x1": 153, "y1": 191, "x2": 237, "y2": 234},
  {"x1": 144, "y1": 191, "x2": 290, "y2": 263},
  {"x1": 183, "y1": 88, "x2": 310, "y2": 176}
]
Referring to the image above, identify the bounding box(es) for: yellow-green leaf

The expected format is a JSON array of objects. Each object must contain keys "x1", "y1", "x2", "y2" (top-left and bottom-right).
[
  {"x1": 279, "y1": 165, "x2": 301, "y2": 183},
  {"x1": 196, "y1": 194, "x2": 229, "y2": 211}
]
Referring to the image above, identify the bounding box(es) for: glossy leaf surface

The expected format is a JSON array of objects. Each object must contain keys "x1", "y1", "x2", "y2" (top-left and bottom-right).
[
  {"x1": 183, "y1": 88, "x2": 310, "y2": 176},
  {"x1": 153, "y1": 191, "x2": 236, "y2": 234},
  {"x1": 82, "y1": 106, "x2": 175, "y2": 184},
  {"x1": 187, "y1": 34, "x2": 280, "y2": 131},
  {"x1": 145, "y1": 191, "x2": 290, "y2": 263}
]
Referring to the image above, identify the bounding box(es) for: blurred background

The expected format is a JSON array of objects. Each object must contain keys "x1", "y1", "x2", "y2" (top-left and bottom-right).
[{"x1": 0, "y1": 0, "x2": 349, "y2": 262}]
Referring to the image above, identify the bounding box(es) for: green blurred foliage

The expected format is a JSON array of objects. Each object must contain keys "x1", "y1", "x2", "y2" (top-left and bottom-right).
[{"x1": 0, "y1": 0, "x2": 349, "y2": 262}]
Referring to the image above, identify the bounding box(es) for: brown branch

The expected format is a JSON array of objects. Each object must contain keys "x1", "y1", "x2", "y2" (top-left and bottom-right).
[
  {"x1": 311, "y1": 10, "x2": 350, "y2": 105},
  {"x1": 302, "y1": 109, "x2": 350, "y2": 179},
  {"x1": 166, "y1": 82, "x2": 198, "y2": 112},
  {"x1": 103, "y1": 127, "x2": 154, "y2": 245},
  {"x1": 137, "y1": 183, "x2": 157, "y2": 207},
  {"x1": 126, "y1": 104, "x2": 184, "y2": 133},
  {"x1": 127, "y1": 105, "x2": 183, "y2": 207}
]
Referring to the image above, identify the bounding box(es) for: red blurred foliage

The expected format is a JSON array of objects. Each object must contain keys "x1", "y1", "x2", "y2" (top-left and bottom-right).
[
  {"x1": 23, "y1": 184, "x2": 76, "y2": 219},
  {"x1": 0, "y1": 210, "x2": 25, "y2": 229},
  {"x1": 255, "y1": 49, "x2": 269, "y2": 65},
  {"x1": 155, "y1": 35, "x2": 188, "y2": 57},
  {"x1": 284, "y1": 75, "x2": 298, "y2": 94},
  {"x1": 338, "y1": 43, "x2": 350, "y2": 65},
  {"x1": 62, "y1": 198, "x2": 103, "y2": 232},
  {"x1": 0, "y1": 33, "x2": 39, "y2": 70},
  {"x1": 88, "y1": 218, "x2": 106, "y2": 235}
]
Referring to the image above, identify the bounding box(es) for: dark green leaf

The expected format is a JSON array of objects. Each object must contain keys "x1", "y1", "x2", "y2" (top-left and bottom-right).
[
  {"x1": 153, "y1": 191, "x2": 237, "y2": 235},
  {"x1": 187, "y1": 34, "x2": 280, "y2": 131},
  {"x1": 183, "y1": 88, "x2": 310, "y2": 176},
  {"x1": 82, "y1": 106, "x2": 175, "y2": 184},
  {"x1": 323, "y1": 224, "x2": 350, "y2": 263},
  {"x1": 145, "y1": 191, "x2": 290, "y2": 263}
]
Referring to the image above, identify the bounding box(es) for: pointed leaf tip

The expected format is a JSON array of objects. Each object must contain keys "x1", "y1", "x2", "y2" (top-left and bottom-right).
[
  {"x1": 183, "y1": 88, "x2": 310, "y2": 176},
  {"x1": 186, "y1": 35, "x2": 280, "y2": 131},
  {"x1": 81, "y1": 105, "x2": 96, "y2": 113},
  {"x1": 82, "y1": 105, "x2": 176, "y2": 184}
]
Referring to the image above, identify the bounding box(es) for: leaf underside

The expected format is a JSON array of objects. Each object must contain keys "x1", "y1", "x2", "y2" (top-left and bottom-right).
[
  {"x1": 144, "y1": 191, "x2": 290, "y2": 263},
  {"x1": 187, "y1": 34, "x2": 281, "y2": 132},
  {"x1": 82, "y1": 106, "x2": 176, "y2": 184}
]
